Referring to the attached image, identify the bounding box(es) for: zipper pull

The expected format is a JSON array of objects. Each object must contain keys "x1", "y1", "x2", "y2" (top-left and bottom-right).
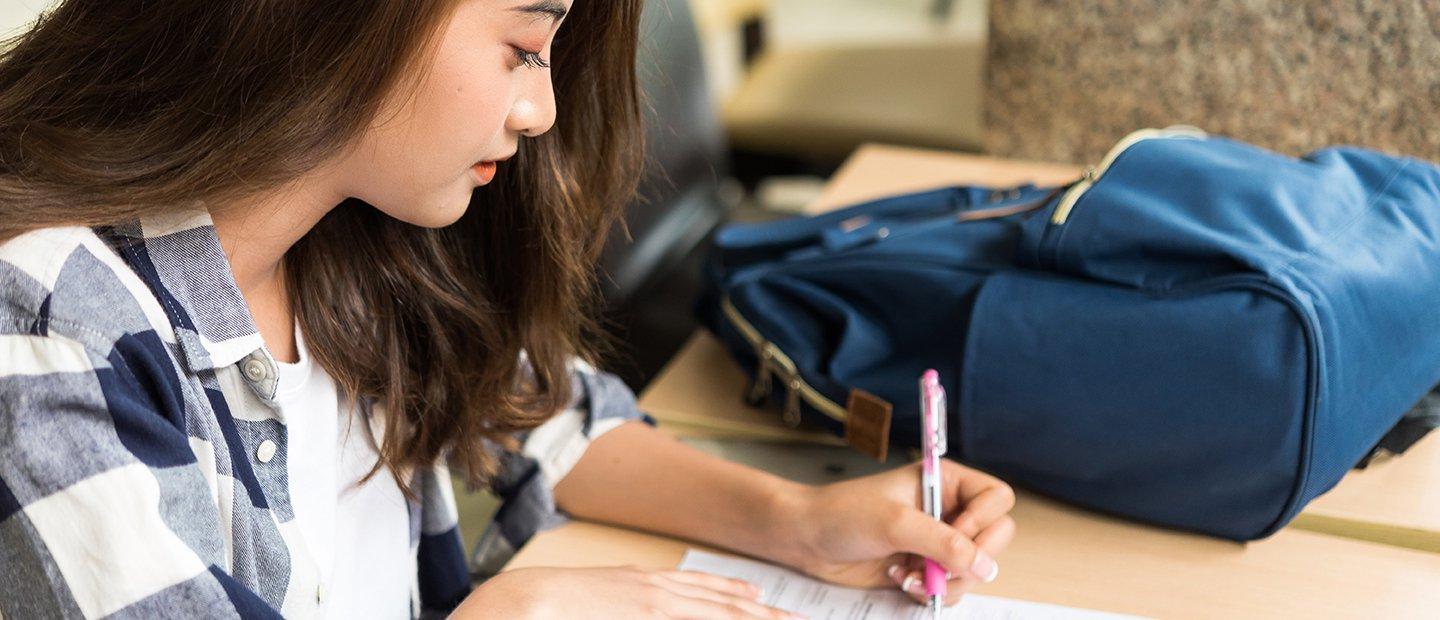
[
  {"x1": 782, "y1": 376, "x2": 803, "y2": 427},
  {"x1": 745, "y1": 343, "x2": 775, "y2": 406}
]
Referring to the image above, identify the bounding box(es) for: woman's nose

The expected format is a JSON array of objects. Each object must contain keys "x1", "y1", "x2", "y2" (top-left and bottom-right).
[{"x1": 508, "y1": 81, "x2": 557, "y2": 138}]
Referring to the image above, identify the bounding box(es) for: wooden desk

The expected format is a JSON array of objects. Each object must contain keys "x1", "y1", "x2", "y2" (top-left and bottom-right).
[
  {"x1": 1295, "y1": 433, "x2": 1440, "y2": 552},
  {"x1": 637, "y1": 143, "x2": 1440, "y2": 551},
  {"x1": 808, "y1": 143, "x2": 1082, "y2": 213},
  {"x1": 506, "y1": 494, "x2": 1440, "y2": 619}
]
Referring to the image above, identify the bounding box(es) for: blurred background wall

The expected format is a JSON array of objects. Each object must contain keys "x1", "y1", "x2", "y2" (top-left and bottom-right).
[
  {"x1": 986, "y1": 0, "x2": 1440, "y2": 164},
  {"x1": 698, "y1": 0, "x2": 988, "y2": 163}
]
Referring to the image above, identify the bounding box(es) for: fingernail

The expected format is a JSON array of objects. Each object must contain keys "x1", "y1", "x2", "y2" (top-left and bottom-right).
[
  {"x1": 970, "y1": 550, "x2": 999, "y2": 583},
  {"x1": 886, "y1": 564, "x2": 903, "y2": 581},
  {"x1": 901, "y1": 574, "x2": 922, "y2": 595}
]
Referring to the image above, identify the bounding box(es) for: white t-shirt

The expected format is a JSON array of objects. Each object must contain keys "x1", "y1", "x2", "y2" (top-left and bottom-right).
[{"x1": 274, "y1": 328, "x2": 414, "y2": 618}]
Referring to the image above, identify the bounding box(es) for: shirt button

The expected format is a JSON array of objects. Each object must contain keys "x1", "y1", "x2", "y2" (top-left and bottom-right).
[
  {"x1": 256, "y1": 440, "x2": 277, "y2": 464},
  {"x1": 242, "y1": 358, "x2": 268, "y2": 382}
]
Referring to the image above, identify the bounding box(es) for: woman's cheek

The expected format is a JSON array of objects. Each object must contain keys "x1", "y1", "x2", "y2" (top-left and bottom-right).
[{"x1": 454, "y1": 73, "x2": 515, "y2": 148}]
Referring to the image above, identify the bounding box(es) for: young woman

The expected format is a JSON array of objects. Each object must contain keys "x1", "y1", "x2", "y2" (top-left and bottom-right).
[{"x1": 0, "y1": 1, "x2": 1015, "y2": 618}]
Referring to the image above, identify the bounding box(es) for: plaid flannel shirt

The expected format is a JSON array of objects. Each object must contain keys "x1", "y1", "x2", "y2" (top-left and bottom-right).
[{"x1": 0, "y1": 209, "x2": 648, "y2": 618}]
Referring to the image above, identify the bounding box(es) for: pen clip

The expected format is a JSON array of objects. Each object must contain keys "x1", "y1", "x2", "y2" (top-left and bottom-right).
[
  {"x1": 920, "y1": 370, "x2": 948, "y2": 458},
  {"x1": 930, "y1": 387, "x2": 947, "y2": 457}
]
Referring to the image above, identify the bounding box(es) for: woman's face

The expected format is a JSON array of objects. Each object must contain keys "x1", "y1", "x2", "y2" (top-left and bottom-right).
[{"x1": 335, "y1": 0, "x2": 572, "y2": 227}]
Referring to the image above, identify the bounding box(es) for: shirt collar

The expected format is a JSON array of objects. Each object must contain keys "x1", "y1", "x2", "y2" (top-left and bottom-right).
[{"x1": 98, "y1": 206, "x2": 269, "y2": 374}]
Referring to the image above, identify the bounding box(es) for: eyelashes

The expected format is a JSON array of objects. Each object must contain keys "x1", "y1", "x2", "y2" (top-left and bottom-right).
[{"x1": 512, "y1": 47, "x2": 551, "y2": 69}]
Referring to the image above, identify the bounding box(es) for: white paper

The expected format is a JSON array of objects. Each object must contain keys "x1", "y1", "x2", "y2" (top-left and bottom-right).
[{"x1": 677, "y1": 550, "x2": 1145, "y2": 620}]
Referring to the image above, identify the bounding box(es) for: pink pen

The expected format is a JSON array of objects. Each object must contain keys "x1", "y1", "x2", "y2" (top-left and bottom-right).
[{"x1": 919, "y1": 370, "x2": 948, "y2": 616}]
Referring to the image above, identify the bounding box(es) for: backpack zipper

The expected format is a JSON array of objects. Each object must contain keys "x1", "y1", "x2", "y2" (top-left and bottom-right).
[
  {"x1": 723, "y1": 297, "x2": 847, "y2": 426},
  {"x1": 1049, "y1": 126, "x2": 1207, "y2": 225}
]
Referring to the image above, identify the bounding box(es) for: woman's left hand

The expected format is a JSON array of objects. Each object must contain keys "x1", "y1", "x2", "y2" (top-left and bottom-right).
[{"x1": 780, "y1": 459, "x2": 1016, "y2": 606}]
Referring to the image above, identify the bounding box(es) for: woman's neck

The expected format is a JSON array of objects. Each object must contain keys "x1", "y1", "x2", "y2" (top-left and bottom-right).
[{"x1": 209, "y1": 172, "x2": 347, "y2": 363}]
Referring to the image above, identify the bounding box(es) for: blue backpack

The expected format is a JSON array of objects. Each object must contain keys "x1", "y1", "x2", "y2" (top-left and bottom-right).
[{"x1": 699, "y1": 128, "x2": 1440, "y2": 540}]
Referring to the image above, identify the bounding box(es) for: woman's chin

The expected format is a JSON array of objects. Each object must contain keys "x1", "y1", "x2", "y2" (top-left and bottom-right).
[
  {"x1": 419, "y1": 203, "x2": 471, "y2": 228},
  {"x1": 376, "y1": 196, "x2": 471, "y2": 229}
]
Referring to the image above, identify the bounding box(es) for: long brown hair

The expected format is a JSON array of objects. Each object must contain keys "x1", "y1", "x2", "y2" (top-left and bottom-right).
[{"x1": 0, "y1": 1, "x2": 645, "y2": 491}]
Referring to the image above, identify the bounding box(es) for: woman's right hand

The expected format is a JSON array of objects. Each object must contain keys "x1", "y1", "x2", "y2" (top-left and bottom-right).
[{"x1": 450, "y1": 565, "x2": 805, "y2": 619}]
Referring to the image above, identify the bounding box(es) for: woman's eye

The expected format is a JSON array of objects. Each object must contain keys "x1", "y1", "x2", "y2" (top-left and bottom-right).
[{"x1": 512, "y1": 47, "x2": 550, "y2": 69}]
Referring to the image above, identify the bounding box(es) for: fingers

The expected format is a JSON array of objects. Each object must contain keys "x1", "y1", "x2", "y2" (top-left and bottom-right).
[
  {"x1": 938, "y1": 460, "x2": 1013, "y2": 520},
  {"x1": 656, "y1": 584, "x2": 798, "y2": 620},
  {"x1": 889, "y1": 559, "x2": 984, "y2": 606},
  {"x1": 658, "y1": 592, "x2": 803, "y2": 620},
  {"x1": 885, "y1": 506, "x2": 995, "y2": 580},
  {"x1": 937, "y1": 516, "x2": 1013, "y2": 607},
  {"x1": 975, "y1": 515, "x2": 1016, "y2": 559},
  {"x1": 888, "y1": 516, "x2": 1016, "y2": 607},
  {"x1": 654, "y1": 571, "x2": 803, "y2": 620},
  {"x1": 660, "y1": 570, "x2": 764, "y2": 600},
  {"x1": 887, "y1": 559, "x2": 976, "y2": 605},
  {"x1": 941, "y1": 573, "x2": 983, "y2": 606},
  {"x1": 947, "y1": 484, "x2": 1016, "y2": 538}
]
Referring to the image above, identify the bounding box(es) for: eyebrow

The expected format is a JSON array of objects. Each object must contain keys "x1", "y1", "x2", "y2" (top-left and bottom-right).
[{"x1": 511, "y1": 1, "x2": 568, "y2": 23}]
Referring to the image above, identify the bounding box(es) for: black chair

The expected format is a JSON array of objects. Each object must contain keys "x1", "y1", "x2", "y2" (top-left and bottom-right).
[{"x1": 597, "y1": 0, "x2": 733, "y2": 390}]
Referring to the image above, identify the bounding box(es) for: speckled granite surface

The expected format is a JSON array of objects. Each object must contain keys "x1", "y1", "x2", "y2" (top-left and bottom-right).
[{"x1": 985, "y1": 1, "x2": 1440, "y2": 164}]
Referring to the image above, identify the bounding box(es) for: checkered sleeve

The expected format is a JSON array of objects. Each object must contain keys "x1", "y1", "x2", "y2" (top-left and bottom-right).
[
  {"x1": 468, "y1": 359, "x2": 654, "y2": 576},
  {"x1": 0, "y1": 329, "x2": 279, "y2": 619},
  {"x1": 514, "y1": 359, "x2": 653, "y2": 488}
]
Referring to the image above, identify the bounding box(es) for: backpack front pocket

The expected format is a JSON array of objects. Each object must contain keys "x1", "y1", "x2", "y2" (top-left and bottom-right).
[{"x1": 957, "y1": 270, "x2": 1314, "y2": 539}]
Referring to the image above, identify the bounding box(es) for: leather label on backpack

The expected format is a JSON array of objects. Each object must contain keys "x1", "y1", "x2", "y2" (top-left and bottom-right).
[{"x1": 845, "y1": 389, "x2": 892, "y2": 462}]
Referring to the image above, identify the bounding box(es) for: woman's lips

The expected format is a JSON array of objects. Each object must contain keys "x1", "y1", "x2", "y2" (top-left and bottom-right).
[{"x1": 471, "y1": 161, "x2": 498, "y2": 185}]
